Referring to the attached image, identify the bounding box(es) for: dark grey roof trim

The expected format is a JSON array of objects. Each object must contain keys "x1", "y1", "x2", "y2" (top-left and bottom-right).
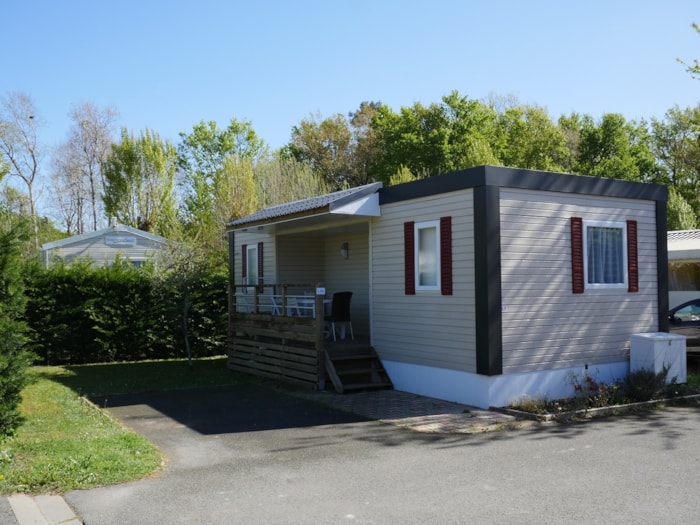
[
  {"x1": 379, "y1": 165, "x2": 668, "y2": 205},
  {"x1": 227, "y1": 182, "x2": 382, "y2": 228}
]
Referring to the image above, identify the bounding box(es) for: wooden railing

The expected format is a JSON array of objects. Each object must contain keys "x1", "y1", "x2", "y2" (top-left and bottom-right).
[{"x1": 227, "y1": 284, "x2": 327, "y2": 389}]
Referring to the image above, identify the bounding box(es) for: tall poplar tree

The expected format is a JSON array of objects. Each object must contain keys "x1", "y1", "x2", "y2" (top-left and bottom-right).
[{"x1": 103, "y1": 128, "x2": 179, "y2": 237}]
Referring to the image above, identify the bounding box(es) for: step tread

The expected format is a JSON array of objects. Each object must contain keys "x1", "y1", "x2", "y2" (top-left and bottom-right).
[
  {"x1": 342, "y1": 382, "x2": 393, "y2": 391},
  {"x1": 336, "y1": 367, "x2": 389, "y2": 376}
]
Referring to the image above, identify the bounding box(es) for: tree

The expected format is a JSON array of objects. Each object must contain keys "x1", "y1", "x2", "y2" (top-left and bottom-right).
[
  {"x1": 0, "y1": 151, "x2": 8, "y2": 181},
  {"x1": 288, "y1": 102, "x2": 382, "y2": 190},
  {"x1": 678, "y1": 22, "x2": 700, "y2": 80},
  {"x1": 178, "y1": 119, "x2": 267, "y2": 230},
  {"x1": 0, "y1": 207, "x2": 33, "y2": 436},
  {"x1": 51, "y1": 141, "x2": 87, "y2": 235},
  {"x1": 651, "y1": 105, "x2": 700, "y2": 219},
  {"x1": 667, "y1": 187, "x2": 698, "y2": 230},
  {"x1": 103, "y1": 128, "x2": 179, "y2": 237},
  {"x1": 0, "y1": 91, "x2": 44, "y2": 248},
  {"x1": 371, "y1": 91, "x2": 499, "y2": 184},
  {"x1": 388, "y1": 165, "x2": 417, "y2": 186},
  {"x1": 570, "y1": 113, "x2": 657, "y2": 182},
  {"x1": 348, "y1": 102, "x2": 382, "y2": 186},
  {"x1": 254, "y1": 153, "x2": 329, "y2": 208},
  {"x1": 52, "y1": 102, "x2": 119, "y2": 233},
  {"x1": 289, "y1": 112, "x2": 353, "y2": 190},
  {"x1": 212, "y1": 156, "x2": 258, "y2": 235},
  {"x1": 493, "y1": 103, "x2": 569, "y2": 171}
]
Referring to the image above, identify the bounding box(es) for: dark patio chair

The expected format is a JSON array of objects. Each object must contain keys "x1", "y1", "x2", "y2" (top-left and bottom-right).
[{"x1": 324, "y1": 291, "x2": 354, "y2": 341}]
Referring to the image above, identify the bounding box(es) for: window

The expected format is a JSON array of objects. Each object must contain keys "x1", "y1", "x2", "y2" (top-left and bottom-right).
[
  {"x1": 242, "y1": 242, "x2": 264, "y2": 290},
  {"x1": 583, "y1": 221, "x2": 627, "y2": 289},
  {"x1": 571, "y1": 217, "x2": 638, "y2": 293},
  {"x1": 404, "y1": 217, "x2": 452, "y2": 295},
  {"x1": 416, "y1": 221, "x2": 440, "y2": 290},
  {"x1": 245, "y1": 245, "x2": 258, "y2": 284}
]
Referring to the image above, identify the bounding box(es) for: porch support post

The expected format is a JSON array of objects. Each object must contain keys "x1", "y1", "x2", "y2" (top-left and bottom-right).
[
  {"x1": 227, "y1": 230, "x2": 236, "y2": 341},
  {"x1": 315, "y1": 291, "x2": 325, "y2": 390}
]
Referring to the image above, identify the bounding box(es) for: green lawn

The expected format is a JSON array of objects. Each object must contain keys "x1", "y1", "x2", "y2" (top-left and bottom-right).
[{"x1": 0, "y1": 356, "x2": 256, "y2": 494}]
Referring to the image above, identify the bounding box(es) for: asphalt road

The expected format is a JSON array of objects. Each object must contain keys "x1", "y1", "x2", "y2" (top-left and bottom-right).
[{"x1": 65, "y1": 385, "x2": 700, "y2": 524}]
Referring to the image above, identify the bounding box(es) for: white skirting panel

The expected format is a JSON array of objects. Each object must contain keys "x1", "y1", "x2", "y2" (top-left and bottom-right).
[{"x1": 382, "y1": 360, "x2": 631, "y2": 409}]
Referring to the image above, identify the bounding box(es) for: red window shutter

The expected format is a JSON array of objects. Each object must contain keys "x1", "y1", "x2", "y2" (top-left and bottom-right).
[
  {"x1": 571, "y1": 217, "x2": 584, "y2": 294},
  {"x1": 627, "y1": 220, "x2": 638, "y2": 293},
  {"x1": 440, "y1": 216, "x2": 453, "y2": 295},
  {"x1": 404, "y1": 221, "x2": 415, "y2": 295},
  {"x1": 257, "y1": 242, "x2": 264, "y2": 292},
  {"x1": 241, "y1": 244, "x2": 247, "y2": 281}
]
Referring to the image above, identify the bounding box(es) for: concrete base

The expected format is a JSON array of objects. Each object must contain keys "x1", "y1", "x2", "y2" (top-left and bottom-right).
[{"x1": 382, "y1": 360, "x2": 630, "y2": 409}]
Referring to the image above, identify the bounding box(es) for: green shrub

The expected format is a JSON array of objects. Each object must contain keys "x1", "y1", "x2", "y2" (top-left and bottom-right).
[
  {"x1": 0, "y1": 211, "x2": 34, "y2": 436},
  {"x1": 23, "y1": 258, "x2": 227, "y2": 365}
]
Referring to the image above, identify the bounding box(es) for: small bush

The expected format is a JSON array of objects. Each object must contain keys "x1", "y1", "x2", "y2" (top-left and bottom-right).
[{"x1": 621, "y1": 367, "x2": 670, "y2": 402}]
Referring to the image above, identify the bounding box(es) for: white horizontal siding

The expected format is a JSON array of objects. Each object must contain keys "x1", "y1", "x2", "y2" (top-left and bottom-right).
[
  {"x1": 233, "y1": 231, "x2": 277, "y2": 286},
  {"x1": 323, "y1": 229, "x2": 371, "y2": 335},
  {"x1": 499, "y1": 188, "x2": 659, "y2": 374},
  {"x1": 277, "y1": 236, "x2": 324, "y2": 292},
  {"x1": 371, "y1": 190, "x2": 476, "y2": 372}
]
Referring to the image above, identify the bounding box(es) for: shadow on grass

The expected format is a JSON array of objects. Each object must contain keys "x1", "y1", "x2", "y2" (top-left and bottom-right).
[{"x1": 32, "y1": 356, "x2": 258, "y2": 397}]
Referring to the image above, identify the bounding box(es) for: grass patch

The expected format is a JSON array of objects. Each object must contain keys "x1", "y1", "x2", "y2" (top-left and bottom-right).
[{"x1": 1, "y1": 356, "x2": 257, "y2": 494}]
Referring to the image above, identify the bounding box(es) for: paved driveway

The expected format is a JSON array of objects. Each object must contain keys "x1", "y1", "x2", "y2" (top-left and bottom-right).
[{"x1": 66, "y1": 385, "x2": 700, "y2": 524}]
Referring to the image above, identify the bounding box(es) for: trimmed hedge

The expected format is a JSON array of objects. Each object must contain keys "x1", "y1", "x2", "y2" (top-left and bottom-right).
[
  {"x1": 0, "y1": 212, "x2": 34, "y2": 436},
  {"x1": 24, "y1": 261, "x2": 228, "y2": 365}
]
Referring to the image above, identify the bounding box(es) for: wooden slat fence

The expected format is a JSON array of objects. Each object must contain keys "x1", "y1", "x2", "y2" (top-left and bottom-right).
[{"x1": 228, "y1": 284, "x2": 327, "y2": 389}]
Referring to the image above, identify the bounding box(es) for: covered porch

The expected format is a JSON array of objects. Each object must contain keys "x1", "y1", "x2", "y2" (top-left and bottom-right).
[{"x1": 226, "y1": 183, "x2": 391, "y2": 392}]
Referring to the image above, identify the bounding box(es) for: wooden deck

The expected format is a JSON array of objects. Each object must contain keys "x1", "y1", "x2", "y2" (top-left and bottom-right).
[{"x1": 228, "y1": 285, "x2": 392, "y2": 393}]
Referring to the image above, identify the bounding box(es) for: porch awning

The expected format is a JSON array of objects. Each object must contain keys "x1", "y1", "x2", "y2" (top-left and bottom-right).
[{"x1": 227, "y1": 182, "x2": 382, "y2": 233}]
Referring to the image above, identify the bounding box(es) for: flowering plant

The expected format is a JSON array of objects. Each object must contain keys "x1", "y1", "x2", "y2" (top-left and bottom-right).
[{"x1": 567, "y1": 369, "x2": 622, "y2": 410}]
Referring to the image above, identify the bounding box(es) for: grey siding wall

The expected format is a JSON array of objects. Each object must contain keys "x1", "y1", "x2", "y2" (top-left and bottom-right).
[
  {"x1": 499, "y1": 188, "x2": 658, "y2": 374},
  {"x1": 47, "y1": 232, "x2": 165, "y2": 267},
  {"x1": 371, "y1": 190, "x2": 476, "y2": 372}
]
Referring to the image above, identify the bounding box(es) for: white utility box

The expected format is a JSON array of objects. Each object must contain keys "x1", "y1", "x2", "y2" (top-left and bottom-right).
[{"x1": 629, "y1": 332, "x2": 687, "y2": 384}]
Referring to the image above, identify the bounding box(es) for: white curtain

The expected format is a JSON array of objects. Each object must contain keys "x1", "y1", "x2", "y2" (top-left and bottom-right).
[{"x1": 587, "y1": 226, "x2": 623, "y2": 284}]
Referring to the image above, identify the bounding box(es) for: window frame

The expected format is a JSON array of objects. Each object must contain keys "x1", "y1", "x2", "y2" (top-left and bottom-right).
[
  {"x1": 582, "y1": 220, "x2": 628, "y2": 290},
  {"x1": 414, "y1": 220, "x2": 441, "y2": 291}
]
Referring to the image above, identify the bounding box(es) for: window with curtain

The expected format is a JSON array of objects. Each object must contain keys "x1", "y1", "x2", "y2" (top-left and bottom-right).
[{"x1": 584, "y1": 221, "x2": 627, "y2": 288}]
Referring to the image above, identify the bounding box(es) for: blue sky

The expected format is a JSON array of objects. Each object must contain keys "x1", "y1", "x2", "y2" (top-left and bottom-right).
[{"x1": 3, "y1": 0, "x2": 699, "y2": 151}]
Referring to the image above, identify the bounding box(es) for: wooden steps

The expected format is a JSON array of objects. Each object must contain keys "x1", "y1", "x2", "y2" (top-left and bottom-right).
[{"x1": 324, "y1": 345, "x2": 393, "y2": 394}]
